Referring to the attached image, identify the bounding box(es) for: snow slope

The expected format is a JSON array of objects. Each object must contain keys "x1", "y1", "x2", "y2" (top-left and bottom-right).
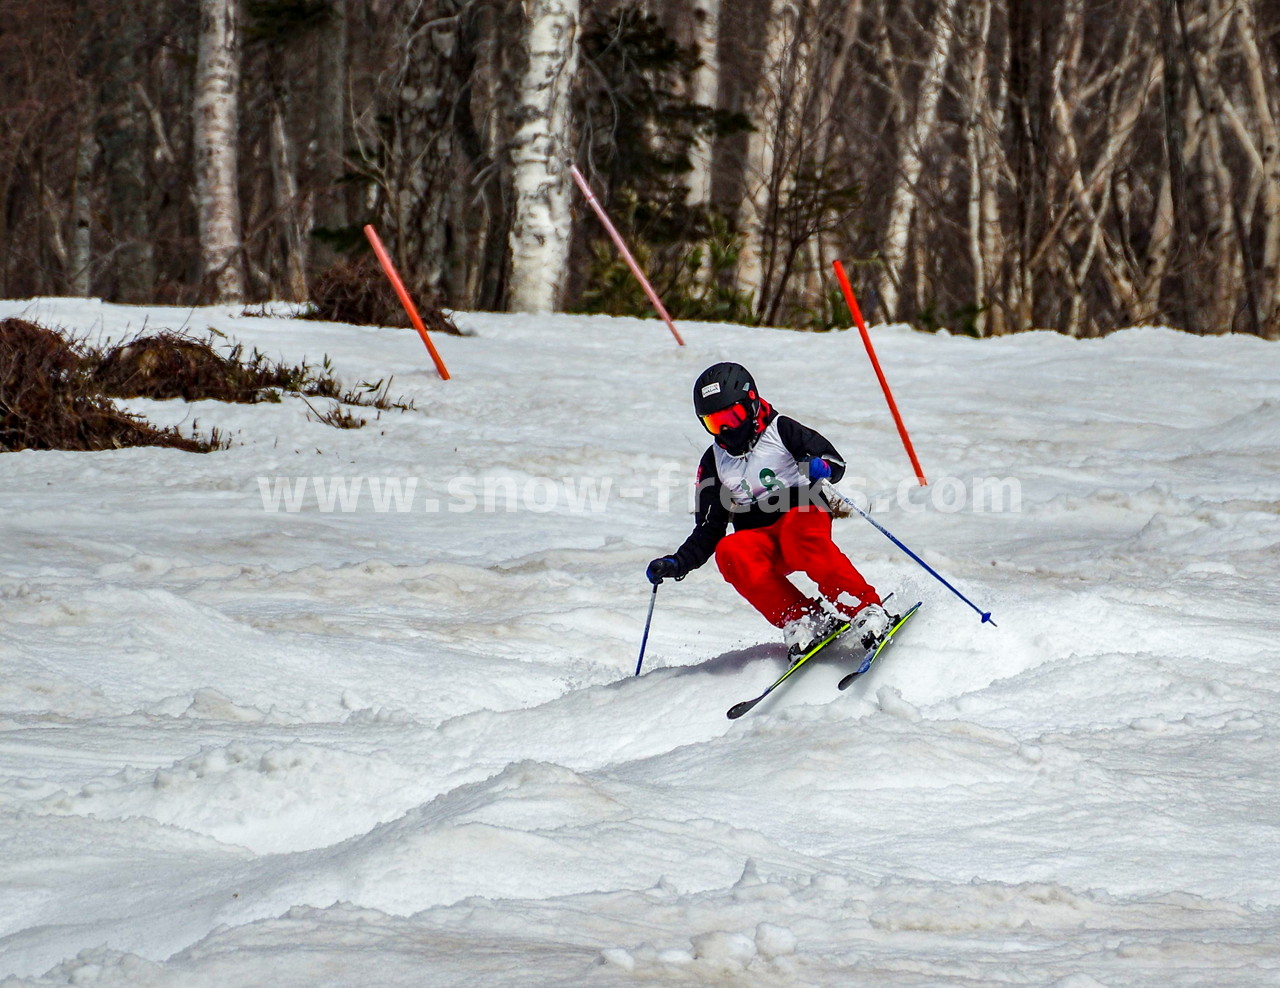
[{"x1": 1, "y1": 298, "x2": 1278, "y2": 986}]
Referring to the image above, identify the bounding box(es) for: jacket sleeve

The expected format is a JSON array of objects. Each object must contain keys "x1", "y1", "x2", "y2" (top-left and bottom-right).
[
  {"x1": 670, "y1": 447, "x2": 729, "y2": 576},
  {"x1": 776, "y1": 415, "x2": 847, "y2": 482}
]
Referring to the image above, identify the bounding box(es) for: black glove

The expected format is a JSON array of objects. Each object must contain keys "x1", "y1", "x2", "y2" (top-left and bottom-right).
[{"x1": 646, "y1": 556, "x2": 680, "y2": 585}]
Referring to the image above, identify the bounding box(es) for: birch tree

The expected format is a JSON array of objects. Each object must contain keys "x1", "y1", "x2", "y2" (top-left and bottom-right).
[
  {"x1": 877, "y1": 0, "x2": 958, "y2": 323},
  {"x1": 1184, "y1": 0, "x2": 1243, "y2": 333},
  {"x1": 734, "y1": 0, "x2": 862, "y2": 323},
  {"x1": 736, "y1": 0, "x2": 790, "y2": 305},
  {"x1": 268, "y1": 101, "x2": 308, "y2": 300},
  {"x1": 71, "y1": 1, "x2": 99, "y2": 301},
  {"x1": 508, "y1": 0, "x2": 581, "y2": 313},
  {"x1": 71, "y1": 119, "x2": 95, "y2": 297},
  {"x1": 963, "y1": 0, "x2": 998, "y2": 335},
  {"x1": 678, "y1": 0, "x2": 721, "y2": 211},
  {"x1": 194, "y1": 0, "x2": 246, "y2": 303}
]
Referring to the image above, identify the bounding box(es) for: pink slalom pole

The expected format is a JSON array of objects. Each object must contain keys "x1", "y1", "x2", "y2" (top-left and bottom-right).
[
  {"x1": 833, "y1": 260, "x2": 927, "y2": 486},
  {"x1": 569, "y1": 164, "x2": 685, "y2": 346}
]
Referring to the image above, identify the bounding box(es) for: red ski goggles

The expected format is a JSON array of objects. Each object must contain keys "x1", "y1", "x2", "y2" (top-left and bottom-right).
[{"x1": 700, "y1": 402, "x2": 748, "y2": 435}]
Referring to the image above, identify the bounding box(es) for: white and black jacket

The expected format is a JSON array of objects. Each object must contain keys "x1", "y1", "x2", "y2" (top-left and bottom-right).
[{"x1": 669, "y1": 410, "x2": 845, "y2": 578}]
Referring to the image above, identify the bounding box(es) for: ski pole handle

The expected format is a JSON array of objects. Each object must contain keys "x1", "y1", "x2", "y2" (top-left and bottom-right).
[{"x1": 635, "y1": 582, "x2": 659, "y2": 676}]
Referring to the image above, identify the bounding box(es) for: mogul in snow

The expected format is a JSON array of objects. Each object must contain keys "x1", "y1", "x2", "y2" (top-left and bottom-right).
[{"x1": 647, "y1": 362, "x2": 892, "y2": 660}]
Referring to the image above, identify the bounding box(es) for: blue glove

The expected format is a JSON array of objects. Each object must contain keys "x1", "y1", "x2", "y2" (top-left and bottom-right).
[
  {"x1": 808, "y1": 457, "x2": 832, "y2": 481},
  {"x1": 646, "y1": 556, "x2": 680, "y2": 585}
]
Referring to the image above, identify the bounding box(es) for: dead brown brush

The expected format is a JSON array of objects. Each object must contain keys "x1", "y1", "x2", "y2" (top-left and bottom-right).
[
  {"x1": 307, "y1": 257, "x2": 461, "y2": 335},
  {"x1": 2, "y1": 319, "x2": 417, "y2": 450},
  {"x1": 300, "y1": 394, "x2": 367, "y2": 430},
  {"x1": 0, "y1": 318, "x2": 211, "y2": 453},
  {"x1": 93, "y1": 332, "x2": 285, "y2": 402}
]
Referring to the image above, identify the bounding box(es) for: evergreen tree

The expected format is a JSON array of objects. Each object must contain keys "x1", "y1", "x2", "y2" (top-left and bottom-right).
[{"x1": 574, "y1": 3, "x2": 752, "y2": 321}]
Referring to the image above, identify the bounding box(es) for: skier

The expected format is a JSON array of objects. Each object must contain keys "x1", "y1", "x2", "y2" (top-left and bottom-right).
[{"x1": 646, "y1": 361, "x2": 892, "y2": 659}]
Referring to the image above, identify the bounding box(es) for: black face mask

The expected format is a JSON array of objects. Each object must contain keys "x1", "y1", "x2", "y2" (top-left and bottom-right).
[{"x1": 715, "y1": 418, "x2": 756, "y2": 456}]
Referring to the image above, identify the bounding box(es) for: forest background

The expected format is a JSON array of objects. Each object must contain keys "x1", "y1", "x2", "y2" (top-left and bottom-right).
[{"x1": 4, "y1": 0, "x2": 1280, "y2": 339}]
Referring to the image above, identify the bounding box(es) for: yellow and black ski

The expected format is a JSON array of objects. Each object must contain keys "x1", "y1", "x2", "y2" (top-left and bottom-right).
[
  {"x1": 726, "y1": 620, "x2": 852, "y2": 720},
  {"x1": 837, "y1": 601, "x2": 922, "y2": 690}
]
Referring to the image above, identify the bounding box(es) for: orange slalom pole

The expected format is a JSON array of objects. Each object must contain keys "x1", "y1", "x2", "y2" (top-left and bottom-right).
[
  {"x1": 569, "y1": 164, "x2": 685, "y2": 346},
  {"x1": 363, "y1": 224, "x2": 451, "y2": 381},
  {"x1": 832, "y1": 259, "x2": 927, "y2": 486}
]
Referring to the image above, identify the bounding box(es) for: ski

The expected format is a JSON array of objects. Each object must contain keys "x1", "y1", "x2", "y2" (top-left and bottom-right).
[
  {"x1": 726, "y1": 620, "x2": 851, "y2": 720},
  {"x1": 837, "y1": 601, "x2": 921, "y2": 690}
]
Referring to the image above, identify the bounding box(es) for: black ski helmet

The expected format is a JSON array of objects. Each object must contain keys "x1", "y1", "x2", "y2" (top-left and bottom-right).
[
  {"x1": 693, "y1": 362, "x2": 756, "y2": 416},
  {"x1": 694, "y1": 362, "x2": 762, "y2": 454}
]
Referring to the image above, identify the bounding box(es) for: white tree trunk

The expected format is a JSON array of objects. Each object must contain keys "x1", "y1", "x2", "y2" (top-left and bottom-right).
[
  {"x1": 194, "y1": 0, "x2": 245, "y2": 303},
  {"x1": 71, "y1": 120, "x2": 95, "y2": 297},
  {"x1": 1193, "y1": 0, "x2": 1241, "y2": 333},
  {"x1": 877, "y1": 0, "x2": 958, "y2": 322},
  {"x1": 964, "y1": 0, "x2": 992, "y2": 335},
  {"x1": 981, "y1": 22, "x2": 1009, "y2": 336},
  {"x1": 737, "y1": 0, "x2": 792, "y2": 308},
  {"x1": 686, "y1": 0, "x2": 721, "y2": 208},
  {"x1": 737, "y1": 0, "x2": 803, "y2": 312},
  {"x1": 1140, "y1": 170, "x2": 1175, "y2": 319},
  {"x1": 507, "y1": 0, "x2": 581, "y2": 314},
  {"x1": 269, "y1": 103, "x2": 308, "y2": 301}
]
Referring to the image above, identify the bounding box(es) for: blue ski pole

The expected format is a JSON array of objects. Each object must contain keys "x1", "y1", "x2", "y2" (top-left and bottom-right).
[
  {"x1": 635, "y1": 582, "x2": 659, "y2": 676},
  {"x1": 823, "y1": 481, "x2": 996, "y2": 627}
]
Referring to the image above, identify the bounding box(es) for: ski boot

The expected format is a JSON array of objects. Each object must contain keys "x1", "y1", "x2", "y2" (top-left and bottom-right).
[
  {"x1": 850, "y1": 603, "x2": 893, "y2": 648},
  {"x1": 784, "y1": 610, "x2": 850, "y2": 664}
]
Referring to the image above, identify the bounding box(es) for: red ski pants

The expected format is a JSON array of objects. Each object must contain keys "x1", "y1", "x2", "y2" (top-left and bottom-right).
[{"x1": 715, "y1": 506, "x2": 879, "y2": 628}]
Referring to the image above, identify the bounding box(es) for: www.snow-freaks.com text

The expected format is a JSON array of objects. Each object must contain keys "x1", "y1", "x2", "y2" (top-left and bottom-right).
[{"x1": 255, "y1": 472, "x2": 1021, "y2": 515}]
